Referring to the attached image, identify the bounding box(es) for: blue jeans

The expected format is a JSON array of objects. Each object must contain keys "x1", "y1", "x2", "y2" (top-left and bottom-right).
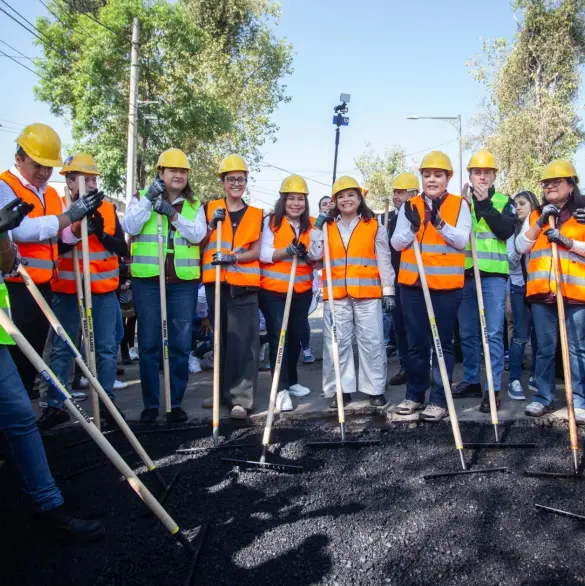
[
  {"x1": 509, "y1": 283, "x2": 536, "y2": 382},
  {"x1": 531, "y1": 303, "x2": 585, "y2": 408},
  {"x1": 458, "y1": 276, "x2": 507, "y2": 391},
  {"x1": 0, "y1": 346, "x2": 63, "y2": 512},
  {"x1": 391, "y1": 285, "x2": 408, "y2": 370},
  {"x1": 114, "y1": 301, "x2": 124, "y2": 350},
  {"x1": 48, "y1": 292, "x2": 118, "y2": 408},
  {"x1": 133, "y1": 278, "x2": 198, "y2": 410},
  {"x1": 400, "y1": 285, "x2": 463, "y2": 408}
]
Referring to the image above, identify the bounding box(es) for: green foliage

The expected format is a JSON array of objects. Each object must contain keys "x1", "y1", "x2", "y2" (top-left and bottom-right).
[
  {"x1": 34, "y1": 0, "x2": 293, "y2": 198},
  {"x1": 467, "y1": 0, "x2": 585, "y2": 194}
]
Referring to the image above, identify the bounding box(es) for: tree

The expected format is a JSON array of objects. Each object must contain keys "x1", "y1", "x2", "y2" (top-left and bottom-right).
[
  {"x1": 34, "y1": 0, "x2": 293, "y2": 198},
  {"x1": 354, "y1": 144, "x2": 410, "y2": 210},
  {"x1": 467, "y1": 0, "x2": 585, "y2": 194}
]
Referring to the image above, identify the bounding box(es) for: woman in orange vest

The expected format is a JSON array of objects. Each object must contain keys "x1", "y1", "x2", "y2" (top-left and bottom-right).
[
  {"x1": 308, "y1": 176, "x2": 394, "y2": 408},
  {"x1": 391, "y1": 152, "x2": 471, "y2": 422},
  {"x1": 516, "y1": 160, "x2": 585, "y2": 421},
  {"x1": 259, "y1": 175, "x2": 315, "y2": 412},
  {"x1": 201, "y1": 154, "x2": 263, "y2": 419}
]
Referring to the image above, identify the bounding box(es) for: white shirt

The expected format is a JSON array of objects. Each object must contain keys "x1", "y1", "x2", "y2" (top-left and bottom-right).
[
  {"x1": 259, "y1": 215, "x2": 302, "y2": 263},
  {"x1": 507, "y1": 234, "x2": 525, "y2": 287},
  {"x1": 121, "y1": 193, "x2": 207, "y2": 244},
  {"x1": 308, "y1": 215, "x2": 395, "y2": 296},
  {"x1": 515, "y1": 214, "x2": 585, "y2": 257},
  {"x1": 0, "y1": 166, "x2": 78, "y2": 244},
  {"x1": 390, "y1": 194, "x2": 472, "y2": 252}
]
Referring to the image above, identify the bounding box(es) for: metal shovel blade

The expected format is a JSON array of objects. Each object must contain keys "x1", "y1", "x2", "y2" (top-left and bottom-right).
[
  {"x1": 535, "y1": 504, "x2": 585, "y2": 521},
  {"x1": 176, "y1": 443, "x2": 257, "y2": 453},
  {"x1": 222, "y1": 456, "x2": 303, "y2": 473},
  {"x1": 524, "y1": 470, "x2": 584, "y2": 480},
  {"x1": 423, "y1": 467, "x2": 509, "y2": 480},
  {"x1": 183, "y1": 518, "x2": 209, "y2": 586}
]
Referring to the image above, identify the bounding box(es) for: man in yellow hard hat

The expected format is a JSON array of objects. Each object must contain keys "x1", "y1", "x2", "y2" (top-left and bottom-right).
[
  {"x1": 0, "y1": 123, "x2": 103, "y2": 398},
  {"x1": 37, "y1": 153, "x2": 128, "y2": 431},
  {"x1": 452, "y1": 150, "x2": 516, "y2": 413}
]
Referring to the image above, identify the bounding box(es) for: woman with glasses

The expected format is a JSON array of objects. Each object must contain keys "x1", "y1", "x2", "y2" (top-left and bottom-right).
[
  {"x1": 515, "y1": 160, "x2": 585, "y2": 422},
  {"x1": 200, "y1": 155, "x2": 263, "y2": 419}
]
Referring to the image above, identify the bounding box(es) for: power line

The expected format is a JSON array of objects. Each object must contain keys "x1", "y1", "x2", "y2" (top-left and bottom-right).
[
  {"x1": 0, "y1": 0, "x2": 53, "y2": 45},
  {"x1": 0, "y1": 49, "x2": 49, "y2": 80},
  {"x1": 37, "y1": 0, "x2": 69, "y2": 27},
  {"x1": 57, "y1": 0, "x2": 122, "y2": 37},
  {"x1": 0, "y1": 117, "x2": 26, "y2": 127},
  {"x1": 0, "y1": 39, "x2": 35, "y2": 62},
  {"x1": 260, "y1": 162, "x2": 331, "y2": 187}
]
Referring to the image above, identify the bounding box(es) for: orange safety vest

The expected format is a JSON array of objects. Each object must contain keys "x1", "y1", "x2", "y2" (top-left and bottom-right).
[
  {"x1": 323, "y1": 218, "x2": 381, "y2": 300},
  {"x1": 201, "y1": 199, "x2": 262, "y2": 287},
  {"x1": 0, "y1": 170, "x2": 61, "y2": 284},
  {"x1": 52, "y1": 201, "x2": 119, "y2": 295},
  {"x1": 397, "y1": 194, "x2": 466, "y2": 291},
  {"x1": 526, "y1": 209, "x2": 585, "y2": 303},
  {"x1": 260, "y1": 216, "x2": 315, "y2": 294}
]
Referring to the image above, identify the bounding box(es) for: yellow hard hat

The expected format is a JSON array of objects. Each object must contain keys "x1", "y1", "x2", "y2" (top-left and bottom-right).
[
  {"x1": 332, "y1": 175, "x2": 364, "y2": 197},
  {"x1": 16, "y1": 123, "x2": 62, "y2": 167},
  {"x1": 419, "y1": 151, "x2": 453, "y2": 177},
  {"x1": 467, "y1": 149, "x2": 498, "y2": 171},
  {"x1": 280, "y1": 174, "x2": 309, "y2": 195},
  {"x1": 391, "y1": 172, "x2": 419, "y2": 191},
  {"x1": 218, "y1": 154, "x2": 249, "y2": 177},
  {"x1": 59, "y1": 153, "x2": 100, "y2": 176},
  {"x1": 541, "y1": 159, "x2": 579, "y2": 184},
  {"x1": 157, "y1": 148, "x2": 191, "y2": 170}
]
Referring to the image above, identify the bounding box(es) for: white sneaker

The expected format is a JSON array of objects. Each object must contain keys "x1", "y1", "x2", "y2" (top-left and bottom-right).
[
  {"x1": 288, "y1": 383, "x2": 311, "y2": 397},
  {"x1": 71, "y1": 391, "x2": 88, "y2": 401},
  {"x1": 420, "y1": 404, "x2": 448, "y2": 422},
  {"x1": 188, "y1": 354, "x2": 202, "y2": 374},
  {"x1": 574, "y1": 408, "x2": 585, "y2": 425},
  {"x1": 201, "y1": 351, "x2": 214, "y2": 370},
  {"x1": 78, "y1": 376, "x2": 89, "y2": 389},
  {"x1": 113, "y1": 380, "x2": 129, "y2": 390},
  {"x1": 275, "y1": 390, "x2": 293, "y2": 412},
  {"x1": 129, "y1": 347, "x2": 139, "y2": 361},
  {"x1": 395, "y1": 399, "x2": 424, "y2": 415}
]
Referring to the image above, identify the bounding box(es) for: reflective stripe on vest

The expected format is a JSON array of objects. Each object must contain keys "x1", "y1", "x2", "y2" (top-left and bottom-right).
[
  {"x1": 323, "y1": 218, "x2": 381, "y2": 300},
  {"x1": 0, "y1": 277, "x2": 14, "y2": 345},
  {"x1": 0, "y1": 170, "x2": 61, "y2": 284},
  {"x1": 397, "y1": 193, "x2": 466, "y2": 290},
  {"x1": 465, "y1": 191, "x2": 510, "y2": 274},
  {"x1": 259, "y1": 217, "x2": 315, "y2": 294},
  {"x1": 130, "y1": 195, "x2": 201, "y2": 280},
  {"x1": 201, "y1": 199, "x2": 263, "y2": 287}
]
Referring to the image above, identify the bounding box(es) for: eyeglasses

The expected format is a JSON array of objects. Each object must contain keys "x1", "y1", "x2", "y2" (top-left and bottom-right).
[
  {"x1": 541, "y1": 179, "x2": 564, "y2": 190},
  {"x1": 225, "y1": 177, "x2": 247, "y2": 186}
]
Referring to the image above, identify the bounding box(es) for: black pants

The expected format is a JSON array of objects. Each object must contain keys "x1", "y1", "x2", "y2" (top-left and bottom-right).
[
  {"x1": 120, "y1": 316, "x2": 136, "y2": 359},
  {"x1": 5, "y1": 281, "x2": 52, "y2": 397},
  {"x1": 259, "y1": 289, "x2": 312, "y2": 391},
  {"x1": 205, "y1": 285, "x2": 259, "y2": 410}
]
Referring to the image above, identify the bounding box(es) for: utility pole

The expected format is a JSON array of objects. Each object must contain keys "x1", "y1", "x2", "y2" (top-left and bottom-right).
[
  {"x1": 331, "y1": 93, "x2": 350, "y2": 184},
  {"x1": 125, "y1": 17, "x2": 140, "y2": 203}
]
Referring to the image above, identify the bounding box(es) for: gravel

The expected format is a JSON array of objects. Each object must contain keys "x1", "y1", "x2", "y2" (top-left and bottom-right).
[{"x1": 1, "y1": 418, "x2": 585, "y2": 585}]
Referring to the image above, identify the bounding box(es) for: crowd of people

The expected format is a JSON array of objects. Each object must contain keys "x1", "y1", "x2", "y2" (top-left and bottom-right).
[{"x1": 1, "y1": 121, "x2": 585, "y2": 543}]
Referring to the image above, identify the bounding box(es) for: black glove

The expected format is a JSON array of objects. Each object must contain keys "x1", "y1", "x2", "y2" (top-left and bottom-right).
[
  {"x1": 64, "y1": 189, "x2": 104, "y2": 223},
  {"x1": 314, "y1": 211, "x2": 333, "y2": 230},
  {"x1": 285, "y1": 239, "x2": 308, "y2": 259},
  {"x1": 0, "y1": 197, "x2": 34, "y2": 234},
  {"x1": 544, "y1": 228, "x2": 573, "y2": 250},
  {"x1": 382, "y1": 295, "x2": 396, "y2": 313},
  {"x1": 208, "y1": 208, "x2": 226, "y2": 230},
  {"x1": 152, "y1": 197, "x2": 176, "y2": 220},
  {"x1": 144, "y1": 177, "x2": 166, "y2": 202},
  {"x1": 212, "y1": 251, "x2": 237, "y2": 265},
  {"x1": 403, "y1": 200, "x2": 421, "y2": 233},
  {"x1": 573, "y1": 208, "x2": 585, "y2": 224},
  {"x1": 430, "y1": 199, "x2": 444, "y2": 229},
  {"x1": 536, "y1": 204, "x2": 560, "y2": 228},
  {"x1": 87, "y1": 210, "x2": 105, "y2": 239}
]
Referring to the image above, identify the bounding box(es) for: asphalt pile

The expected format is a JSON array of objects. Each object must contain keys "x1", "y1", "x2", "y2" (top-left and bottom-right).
[{"x1": 1, "y1": 419, "x2": 585, "y2": 585}]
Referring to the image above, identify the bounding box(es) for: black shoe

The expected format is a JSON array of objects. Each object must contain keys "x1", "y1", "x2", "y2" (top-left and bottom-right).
[
  {"x1": 71, "y1": 375, "x2": 83, "y2": 390},
  {"x1": 100, "y1": 407, "x2": 126, "y2": 426},
  {"x1": 37, "y1": 407, "x2": 70, "y2": 431},
  {"x1": 167, "y1": 407, "x2": 188, "y2": 424},
  {"x1": 389, "y1": 369, "x2": 408, "y2": 386},
  {"x1": 452, "y1": 381, "x2": 482, "y2": 398},
  {"x1": 35, "y1": 505, "x2": 104, "y2": 543},
  {"x1": 479, "y1": 393, "x2": 500, "y2": 413},
  {"x1": 140, "y1": 408, "x2": 159, "y2": 424},
  {"x1": 116, "y1": 367, "x2": 125, "y2": 376},
  {"x1": 328, "y1": 393, "x2": 352, "y2": 409},
  {"x1": 370, "y1": 394, "x2": 387, "y2": 407}
]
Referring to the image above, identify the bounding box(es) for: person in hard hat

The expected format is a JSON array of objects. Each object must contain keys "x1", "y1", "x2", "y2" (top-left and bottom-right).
[
  {"x1": 379, "y1": 172, "x2": 419, "y2": 387},
  {"x1": 391, "y1": 152, "x2": 472, "y2": 421},
  {"x1": 0, "y1": 197, "x2": 104, "y2": 541},
  {"x1": 452, "y1": 150, "x2": 516, "y2": 413},
  {"x1": 258, "y1": 175, "x2": 315, "y2": 412},
  {"x1": 0, "y1": 123, "x2": 103, "y2": 399},
  {"x1": 200, "y1": 154, "x2": 263, "y2": 419},
  {"x1": 37, "y1": 153, "x2": 128, "y2": 431},
  {"x1": 122, "y1": 148, "x2": 207, "y2": 424},
  {"x1": 516, "y1": 160, "x2": 585, "y2": 421},
  {"x1": 309, "y1": 176, "x2": 394, "y2": 407}
]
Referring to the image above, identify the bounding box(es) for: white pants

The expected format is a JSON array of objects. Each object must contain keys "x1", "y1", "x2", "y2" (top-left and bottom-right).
[{"x1": 323, "y1": 297, "x2": 386, "y2": 396}]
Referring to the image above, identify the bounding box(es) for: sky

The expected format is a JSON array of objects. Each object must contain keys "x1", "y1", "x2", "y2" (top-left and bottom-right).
[{"x1": 0, "y1": 0, "x2": 583, "y2": 211}]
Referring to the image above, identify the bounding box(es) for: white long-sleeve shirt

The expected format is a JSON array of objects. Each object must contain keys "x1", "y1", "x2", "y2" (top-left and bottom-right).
[
  {"x1": 259, "y1": 215, "x2": 302, "y2": 263},
  {"x1": 308, "y1": 215, "x2": 395, "y2": 296},
  {"x1": 515, "y1": 215, "x2": 585, "y2": 257},
  {"x1": 121, "y1": 193, "x2": 207, "y2": 244},
  {"x1": 390, "y1": 195, "x2": 472, "y2": 252},
  {"x1": 0, "y1": 166, "x2": 78, "y2": 244}
]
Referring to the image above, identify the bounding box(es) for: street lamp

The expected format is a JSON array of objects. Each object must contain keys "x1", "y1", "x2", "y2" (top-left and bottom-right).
[
  {"x1": 332, "y1": 93, "x2": 351, "y2": 184},
  {"x1": 407, "y1": 115, "x2": 463, "y2": 191}
]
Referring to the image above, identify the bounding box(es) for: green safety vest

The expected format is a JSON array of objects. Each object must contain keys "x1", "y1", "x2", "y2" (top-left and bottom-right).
[
  {"x1": 0, "y1": 277, "x2": 14, "y2": 345},
  {"x1": 465, "y1": 191, "x2": 510, "y2": 275},
  {"x1": 130, "y1": 194, "x2": 201, "y2": 280}
]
